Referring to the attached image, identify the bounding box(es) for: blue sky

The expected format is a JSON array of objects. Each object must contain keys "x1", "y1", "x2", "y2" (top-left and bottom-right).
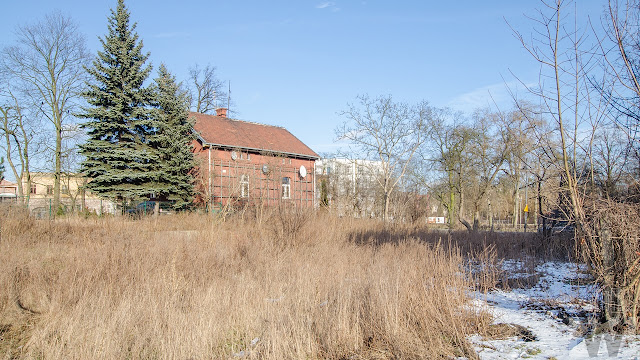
[{"x1": 1, "y1": 1, "x2": 606, "y2": 155}]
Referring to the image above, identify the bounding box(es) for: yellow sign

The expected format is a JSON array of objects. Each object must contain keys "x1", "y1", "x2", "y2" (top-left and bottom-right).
[{"x1": 524, "y1": 205, "x2": 529, "y2": 212}]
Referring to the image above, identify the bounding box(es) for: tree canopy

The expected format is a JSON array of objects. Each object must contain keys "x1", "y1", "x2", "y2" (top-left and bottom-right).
[
  {"x1": 78, "y1": 0, "x2": 158, "y2": 201},
  {"x1": 150, "y1": 64, "x2": 197, "y2": 209},
  {"x1": 79, "y1": 0, "x2": 197, "y2": 209}
]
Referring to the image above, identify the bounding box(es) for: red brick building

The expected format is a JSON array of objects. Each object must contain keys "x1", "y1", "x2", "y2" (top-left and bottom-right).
[{"x1": 191, "y1": 109, "x2": 319, "y2": 210}]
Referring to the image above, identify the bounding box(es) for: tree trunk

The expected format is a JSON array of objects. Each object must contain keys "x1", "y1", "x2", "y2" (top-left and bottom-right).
[
  {"x1": 447, "y1": 170, "x2": 456, "y2": 229},
  {"x1": 81, "y1": 178, "x2": 87, "y2": 211},
  {"x1": 461, "y1": 203, "x2": 480, "y2": 233},
  {"x1": 538, "y1": 179, "x2": 550, "y2": 238},
  {"x1": 53, "y1": 126, "x2": 62, "y2": 213},
  {"x1": 513, "y1": 185, "x2": 519, "y2": 229},
  {"x1": 457, "y1": 188, "x2": 470, "y2": 231},
  {"x1": 473, "y1": 209, "x2": 480, "y2": 232},
  {"x1": 488, "y1": 198, "x2": 494, "y2": 232},
  {"x1": 448, "y1": 190, "x2": 455, "y2": 229},
  {"x1": 460, "y1": 218, "x2": 473, "y2": 232},
  {"x1": 383, "y1": 190, "x2": 390, "y2": 223}
]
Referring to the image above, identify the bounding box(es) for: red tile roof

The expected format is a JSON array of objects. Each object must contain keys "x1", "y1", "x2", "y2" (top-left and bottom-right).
[{"x1": 190, "y1": 112, "x2": 319, "y2": 159}]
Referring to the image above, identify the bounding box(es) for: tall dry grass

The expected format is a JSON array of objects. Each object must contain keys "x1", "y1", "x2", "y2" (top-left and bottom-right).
[{"x1": 0, "y1": 208, "x2": 490, "y2": 359}]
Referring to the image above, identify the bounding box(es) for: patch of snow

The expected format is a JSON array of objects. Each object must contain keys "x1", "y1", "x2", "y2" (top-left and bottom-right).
[{"x1": 470, "y1": 261, "x2": 640, "y2": 359}]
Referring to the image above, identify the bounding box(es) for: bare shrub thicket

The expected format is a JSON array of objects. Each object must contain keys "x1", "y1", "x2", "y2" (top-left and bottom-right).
[
  {"x1": 347, "y1": 221, "x2": 574, "y2": 261},
  {"x1": 266, "y1": 204, "x2": 313, "y2": 247},
  {"x1": 0, "y1": 211, "x2": 491, "y2": 359},
  {"x1": 347, "y1": 221, "x2": 575, "y2": 293},
  {"x1": 581, "y1": 199, "x2": 640, "y2": 332}
]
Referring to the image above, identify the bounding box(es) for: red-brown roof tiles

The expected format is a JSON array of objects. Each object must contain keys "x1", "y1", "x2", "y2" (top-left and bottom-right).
[{"x1": 190, "y1": 112, "x2": 319, "y2": 159}]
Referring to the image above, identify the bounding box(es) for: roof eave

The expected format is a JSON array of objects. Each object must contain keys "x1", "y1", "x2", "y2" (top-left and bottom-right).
[{"x1": 200, "y1": 140, "x2": 319, "y2": 160}]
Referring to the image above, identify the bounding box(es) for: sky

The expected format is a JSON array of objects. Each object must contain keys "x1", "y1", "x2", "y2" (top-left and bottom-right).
[{"x1": 1, "y1": 0, "x2": 608, "y2": 156}]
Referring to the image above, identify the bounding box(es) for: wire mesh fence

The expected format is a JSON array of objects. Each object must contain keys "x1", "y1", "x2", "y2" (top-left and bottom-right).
[
  {"x1": 0, "y1": 196, "x2": 185, "y2": 219},
  {"x1": 0, "y1": 195, "x2": 118, "y2": 219}
]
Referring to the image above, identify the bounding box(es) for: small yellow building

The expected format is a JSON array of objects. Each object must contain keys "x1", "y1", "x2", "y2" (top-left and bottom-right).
[{"x1": 23, "y1": 172, "x2": 116, "y2": 215}]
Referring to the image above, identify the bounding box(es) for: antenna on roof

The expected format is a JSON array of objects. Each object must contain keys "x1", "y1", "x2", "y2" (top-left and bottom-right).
[{"x1": 227, "y1": 80, "x2": 231, "y2": 115}]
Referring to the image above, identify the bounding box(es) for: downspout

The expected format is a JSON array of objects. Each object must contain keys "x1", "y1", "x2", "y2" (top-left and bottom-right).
[{"x1": 208, "y1": 146, "x2": 212, "y2": 212}]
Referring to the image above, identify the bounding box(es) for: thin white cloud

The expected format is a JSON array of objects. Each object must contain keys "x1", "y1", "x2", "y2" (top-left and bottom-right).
[
  {"x1": 316, "y1": 2, "x2": 340, "y2": 12},
  {"x1": 447, "y1": 81, "x2": 533, "y2": 113},
  {"x1": 316, "y1": 2, "x2": 334, "y2": 9}
]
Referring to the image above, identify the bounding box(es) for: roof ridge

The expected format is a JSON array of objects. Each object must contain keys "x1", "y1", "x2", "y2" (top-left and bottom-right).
[{"x1": 227, "y1": 117, "x2": 286, "y2": 130}]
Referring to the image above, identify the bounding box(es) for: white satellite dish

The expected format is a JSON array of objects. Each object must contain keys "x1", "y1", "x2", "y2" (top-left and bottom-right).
[
  {"x1": 299, "y1": 165, "x2": 307, "y2": 178},
  {"x1": 231, "y1": 151, "x2": 238, "y2": 160}
]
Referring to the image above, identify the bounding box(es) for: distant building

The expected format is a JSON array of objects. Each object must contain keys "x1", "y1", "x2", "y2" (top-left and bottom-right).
[
  {"x1": 191, "y1": 109, "x2": 319, "y2": 210},
  {"x1": 0, "y1": 179, "x2": 18, "y2": 202},
  {"x1": 315, "y1": 158, "x2": 384, "y2": 217},
  {"x1": 22, "y1": 172, "x2": 116, "y2": 215}
]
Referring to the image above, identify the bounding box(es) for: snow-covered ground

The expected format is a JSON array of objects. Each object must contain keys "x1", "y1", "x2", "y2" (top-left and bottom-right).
[{"x1": 470, "y1": 261, "x2": 640, "y2": 359}]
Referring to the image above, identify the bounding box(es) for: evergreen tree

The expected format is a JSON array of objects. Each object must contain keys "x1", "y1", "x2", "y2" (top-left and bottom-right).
[
  {"x1": 0, "y1": 157, "x2": 5, "y2": 181},
  {"x1": 150, "y1": 64, "x2": 196, "y2": 209},
  {"x1": 78, "y1": 0, "x2": 159, "y2": 202}
]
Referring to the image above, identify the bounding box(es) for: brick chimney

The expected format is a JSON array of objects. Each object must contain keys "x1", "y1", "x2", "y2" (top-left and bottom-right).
[{"x1": 216, "y1": 108, "x2": 228, "y2": 117}]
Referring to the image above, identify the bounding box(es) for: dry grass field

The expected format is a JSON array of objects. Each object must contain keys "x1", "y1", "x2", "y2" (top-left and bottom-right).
[{"x1": 0, "y1": 206, "x2": 558, "y2": 359}]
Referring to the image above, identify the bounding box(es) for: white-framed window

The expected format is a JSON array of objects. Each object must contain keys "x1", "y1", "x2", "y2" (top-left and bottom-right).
[
  {"x1": 240, "y1": 175, "x2": 249, "y2": 198},
  {"x1": 282, "y1": 177, "x2": 291, "y2": 199}
]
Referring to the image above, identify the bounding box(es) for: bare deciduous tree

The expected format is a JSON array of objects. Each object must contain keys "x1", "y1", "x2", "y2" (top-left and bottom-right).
[
  {"x1": 187, "y1": 64, "x2": 227, "y2": 114},
  {"x1": 0, "y1": 89, "x2": 36, "y2": 201},
  {"x1": 585, "y1": 0, "x2": 640, "y2": 331},
  {"x1": 1, "y1": 12, "x2": 90, "y2": 212},
  {"x1": 420, "y1": 109, "x2": 473, "y2": 229},
  {"x1": 336, "y1": 94, "x2": 429, "y2": 222},
  {"x1": 597, "y1": 1, "x2": 640, "y2": 135},
  {"x1": 592, "y1": 125, "x2": 630, "y2": 199},
  {"x1": 458, "y1": 109, "x2": 512, "y2": 232},
  {"x1": 510, "y1": 0, "x2": 590, "y2": 233},
  {"x1": 513, "y1": 0, "x2": 640, "y2": 332}
]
